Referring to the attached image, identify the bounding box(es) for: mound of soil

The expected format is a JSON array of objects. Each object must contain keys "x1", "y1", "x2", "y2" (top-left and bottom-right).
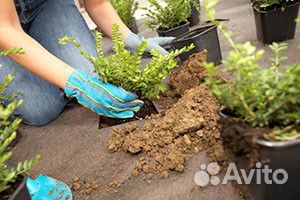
[
  {"x1": 108, "y1": 85, "x2": 227, "y2": 178},
  {"x1": 169, "y1": 50, "x2": 207, "y2": 96},
  {"x1": 152, "y1": 50, "x2": 207, "y2": 111}
]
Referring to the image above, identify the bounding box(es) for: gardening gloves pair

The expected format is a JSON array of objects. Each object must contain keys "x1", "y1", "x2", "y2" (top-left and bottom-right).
[
  {"x1": 124, "y1": 33, "x2": 175, "y2": 56},
  {"x1": 64, "y1": 69, "x2": 143, "y2": 118}
]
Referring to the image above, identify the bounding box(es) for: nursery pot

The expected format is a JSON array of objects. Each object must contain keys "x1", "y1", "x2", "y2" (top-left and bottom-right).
[
  {"x1": 187, "y1": 0, "x2": 200, "y2": 26},
  {"x1": 219, "y1": 108, "x2": 300, "y2": 200},
  {"x1": 0, "y1": 176, "x2": 31, "y2": 200},
  {"x1": 171, "y1": 24, "x2": 222, "y2": 64},
  {"x1": 252, "y1": 1, "x2": 300, "y2": 44},
  {"x1": 128, "y1": 18, "x2": 139, "y2": 34},
  {"x1": 157, "y1": 21, "x2": 190, "y2": 38},
  {"x1": 248, "y1": 139, "x2": 300, "y2": 200}
]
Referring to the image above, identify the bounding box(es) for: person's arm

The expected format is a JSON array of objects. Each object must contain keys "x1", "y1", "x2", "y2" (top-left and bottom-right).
[
  {"x1": 0, "y1": 0, "x2": 74, "y2": 89},
  {"x1": 84, "y1": 0, "x2": 131, "y2": 38},
  {"x1": 84, "y1": 0, "x2": 175, "y2": 55},
  {"x1": 0, "y1": 0, "x2": 143, "y2": 118}
]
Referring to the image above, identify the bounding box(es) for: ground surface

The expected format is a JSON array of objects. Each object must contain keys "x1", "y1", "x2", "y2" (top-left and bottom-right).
[{"x1": 10, "y1": 0, "x2": 300, "y2": 199}]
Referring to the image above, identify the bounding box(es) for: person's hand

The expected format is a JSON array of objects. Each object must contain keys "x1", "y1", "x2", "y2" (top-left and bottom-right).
[
  {"x1": 64, "y1": 69, "x2": 143, "y2": 118},
  {"x1": 124, "y1": 33, "x2": 175, "y2": 56}
]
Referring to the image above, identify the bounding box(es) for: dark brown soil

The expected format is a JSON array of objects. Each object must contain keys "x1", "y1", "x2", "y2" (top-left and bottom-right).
[
  {"x1": 152, "y1": 50, "x2": 207, "y2": 111},
  {"x1": 220, "y1": 116, "x2": 268, "y2": 167},
  {"x1": 108, "y1": 85, "x2": 228, "y2": 178},
  {"x1": 99, "y1": 99, "x2": 158, "y2": 129}
]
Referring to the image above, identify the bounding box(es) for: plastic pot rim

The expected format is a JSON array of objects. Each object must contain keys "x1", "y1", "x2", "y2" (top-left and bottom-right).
[
  {"x1": 157, "y1": 21, "x2": 190, "y2": 34},
  {"x1": 219, "y1": 107, "x2": 300, "y2": 150},
  {"x1": 252, "y1": 1, "x2": 300, "y2": 14},
  {"x1": 172, "y1": 24, "x2": 217, "y2": 43}
]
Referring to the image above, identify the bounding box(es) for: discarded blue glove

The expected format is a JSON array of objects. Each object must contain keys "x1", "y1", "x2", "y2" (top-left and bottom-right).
[
  {"x1": 64, "y1": 69, "x2": 143, "y2": 118},
  {"x1": 26, "y1": 174, "x2": 72, "y2": 200},
  {"x1": 124, "y1": 33, "x2": 175, "y2": 55}
]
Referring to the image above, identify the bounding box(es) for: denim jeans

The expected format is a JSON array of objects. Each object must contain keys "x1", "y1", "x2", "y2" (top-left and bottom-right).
[{"x1": 0, "y1": 0, "x2": 97, "y2": 126}]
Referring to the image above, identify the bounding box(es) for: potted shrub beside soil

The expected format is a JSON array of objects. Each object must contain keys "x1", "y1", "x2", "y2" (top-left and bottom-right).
[
  {"x1": 0, "y1": 49, "x2": 40, "y2": 200},
  {"x1": 111, "y1": 0, "x2": 139, "y2": 33},
  {"x1": 203, "y1": 0, "x2": 300, "y2": 200},
  {"x1": 252, "y1": 0, "x2": 300, "y2": 44},
  {"x1": 59, "y1": 24, "x2": 193, "y2": 127},
  {"x1": 142, "y1": 0, "x2": 196, "y2": 37}
]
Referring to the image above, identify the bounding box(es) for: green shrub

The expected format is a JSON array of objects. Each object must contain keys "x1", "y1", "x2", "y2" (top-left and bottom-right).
[
  {"x1": 111, "y1": 0, "x2": 138, "y2": 27},
  {"x1": 59, "y1": 24, "x2": 194, "y2": 99},
  {"x1": 142, "y1": 0, "x2": 197, "y2": 30},
  {"x1": 0, "y1": 48, "x2": 40, "y2": 192},
  {"x1": 202, "y1": 0, "x2": 300, "y2": 129}
]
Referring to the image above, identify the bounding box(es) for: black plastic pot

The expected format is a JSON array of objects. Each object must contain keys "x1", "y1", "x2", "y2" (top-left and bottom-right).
[
  {"x1": 188, "y1": 0, "x2": 200, "y2": 26},
  {"x1": 253, "y1": 2, "x2": 300, "y2": 44},
  {"x1": 157, "y1": 21, "x2": 190, "y2": 38},
  {"x1": 171, "y1": 24, "x2": 222, "y2": 64},
  {"x1": 219, "y1": 108, "x2": 300, "y2": 200},
  {"x1": 248, "y1": 139, "x2": 300, "y2": 200},
  {"x1": 128, "y1": 18, "x2": 139, "y2": 34},
  {"x1": 1, "y1": 176, "x2": 31, "y2": 200}
]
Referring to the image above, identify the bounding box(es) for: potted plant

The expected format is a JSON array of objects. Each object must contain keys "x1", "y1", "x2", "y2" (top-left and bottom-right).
[
  {"x1": 252, "y1": 0, "x2": 300, "y2": 44},
  {"x1": 0, "y1": 49, "x2": 40, "y2": 200},
  {"x1": 111, "y1": 0, "x2": 139, "y2": 33},
  {"x1": 202, "y1": 0, "x2": 300, "y2": 199},
  {"x1": 142, "y1": 0, "x2": 195, "y2": 37},
  {"x1": 187, "y1": 0, "x2": 201, "y2": 26},
  {"x1": 59, "y1": 24, "x2": 193, "y2": 127}
]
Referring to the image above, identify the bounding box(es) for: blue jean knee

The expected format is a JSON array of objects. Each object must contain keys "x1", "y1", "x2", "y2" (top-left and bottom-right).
[
  {"x1": 0, "y1": 0, "x2": 98, "y2": 126},
  {"x1": 0, "y1": 56, "x2": 67, "y2": 126}
]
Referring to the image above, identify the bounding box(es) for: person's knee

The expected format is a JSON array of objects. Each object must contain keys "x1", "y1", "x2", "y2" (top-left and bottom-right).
[{"x1": 17, "y1": 96, "x2": 66, "y2": 126}]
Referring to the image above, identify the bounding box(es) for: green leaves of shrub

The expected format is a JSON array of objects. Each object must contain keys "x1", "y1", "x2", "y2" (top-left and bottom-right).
[
  {"x1": 0, "y1": 48, "x2": 40, "y2": 192},
  {"x1": 111, "y1": 0, "x2": 139, "y2": 27},
  {"x1": 202, "y1": 0, "x2": 300, "y2": 128},
  {"x1": 59, "y1": 24, "x2": 194, "y2": 99},
  {"x1": 142, "y1": 0, "x2": 197, "y2": 30},
  {"x1": 254, "y1": 0, "x2": 297, "y2": 9}
]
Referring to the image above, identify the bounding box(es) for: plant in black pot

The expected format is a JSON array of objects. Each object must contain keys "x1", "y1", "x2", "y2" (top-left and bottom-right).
[
  {"x1": 203, "y1": 0, "x2": 300, "y2": 200},
  {"x1": 59, "y1": 24, "x2": 194, "y2": 128},
  {"x1": 252, "y1": 0, "x2": 300, "y2": 44},
  {"x1": 0, "y1": 49, "x2": 40, "y2": 200},
  {"x1": 111, "y1": 0, "x2": 139, "y2": 33},
  {"x1": 142, "y1": 0, "x2": 195, "y2": 37},
  {"x1": 170, "y1": 0, "x2": 221, "y2": 64}
]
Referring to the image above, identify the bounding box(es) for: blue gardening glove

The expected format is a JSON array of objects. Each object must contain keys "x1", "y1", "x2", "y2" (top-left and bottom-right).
[
  {"x1": 124, "y1": 33, "x2": 175, "y2": 56},
  {"x1": 27, "y1": 174, "x2": 72, "y2": 200},
  {"x1": 64, "y1": 69, "x2": 143, "y2": 118}
]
